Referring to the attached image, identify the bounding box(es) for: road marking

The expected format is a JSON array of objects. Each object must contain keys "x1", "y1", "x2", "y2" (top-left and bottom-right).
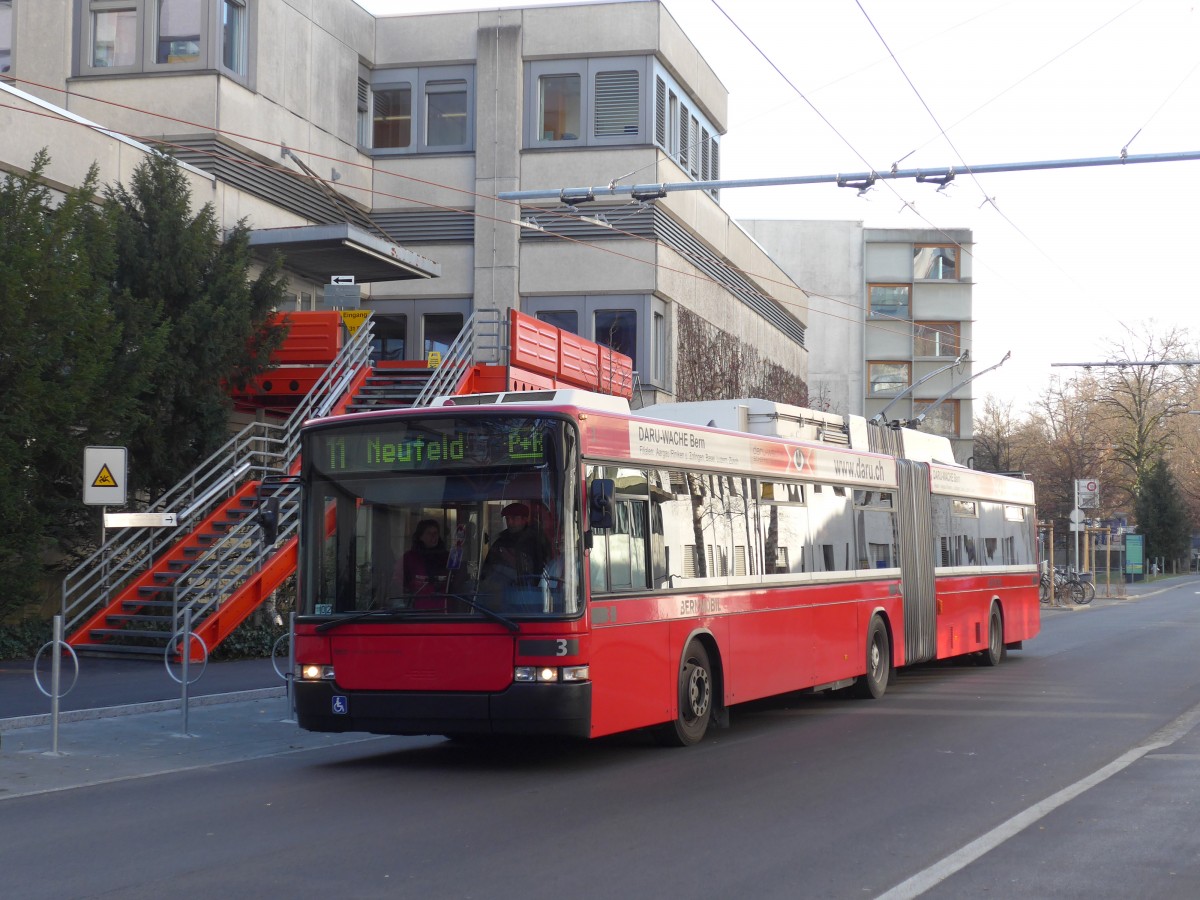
[{"x1": 875, "y1": 698, "x2": 1200, "y2": 900}]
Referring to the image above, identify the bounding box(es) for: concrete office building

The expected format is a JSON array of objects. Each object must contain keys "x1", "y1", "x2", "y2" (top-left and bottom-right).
[
  {"x1": 743, "y1": 220, "x2": 976, "y2": 463},
  {"x1": 0, "y1": 0, "x2": 809, "y2": 406}
]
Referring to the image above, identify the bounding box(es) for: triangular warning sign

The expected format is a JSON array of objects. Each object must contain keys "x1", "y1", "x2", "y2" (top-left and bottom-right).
[{"x1": 92, "y1": 464, "x2": 118, "y2": 488}]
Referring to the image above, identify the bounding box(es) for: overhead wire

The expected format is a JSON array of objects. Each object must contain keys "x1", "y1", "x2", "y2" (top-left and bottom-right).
[
  {"x1": 707, "y1": 0, "x2": 981, "y2": 356},
  {"x1": 890, "y1": 0, "x2": 1146, "y2": 167},
  {"x1": 1121, "y1": 55, "x2": 1200, "y2": 155},
  {"x1": 862, "y1": 0, "x2": 1155, "y2": 301}
]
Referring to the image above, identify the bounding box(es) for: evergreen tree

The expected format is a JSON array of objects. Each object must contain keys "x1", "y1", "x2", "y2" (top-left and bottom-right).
[
  {"x1": 0, "y1": 152, "x2": 145, "y2": 613},
  {"x1": 104, "y1": 152, "x2": 287, "y2": 500},
  {"x1": 1134, "y1": 457, "x2": 1191, "y2": 566}
]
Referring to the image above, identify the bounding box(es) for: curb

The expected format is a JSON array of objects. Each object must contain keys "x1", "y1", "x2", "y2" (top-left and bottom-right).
[{"x1": 0, "y1": 686, "x2": 287, "y2": 733}]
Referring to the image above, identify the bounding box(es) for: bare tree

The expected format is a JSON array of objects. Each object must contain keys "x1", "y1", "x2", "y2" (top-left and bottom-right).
[
  {"x1": 972, "y1": 395, "x2": 1024, "y2": 473},
  {"x1": 1023, "y1": 376, "x2": 1117, "y2": 526},
  {"x1": 1096, "y1": 324, "x2": 1199, "y2": 505}
]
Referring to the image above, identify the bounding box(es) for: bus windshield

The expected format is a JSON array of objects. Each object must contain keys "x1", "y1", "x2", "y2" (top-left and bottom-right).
[{"x1": 299, "y1": 414, "x2": 580, "y2": 619}]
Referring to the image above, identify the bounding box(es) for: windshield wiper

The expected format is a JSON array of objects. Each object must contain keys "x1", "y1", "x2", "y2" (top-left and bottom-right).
[
  {"x1": 447, "y1": 593, "x2": 521, "y2": 632},
  {"x1": 315, "y1": 607, "x2": 410, "y2": 633},
  {"x1": 314, "y1": 596, "x2": 520, "y2": 633}
]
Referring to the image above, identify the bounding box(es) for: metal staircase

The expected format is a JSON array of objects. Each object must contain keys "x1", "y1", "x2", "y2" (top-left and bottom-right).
[
  {"x1": 63, "y1": 315, "x2": 385, "y2": 658},
  {"x1": 346, "y1": 367, "x2": 434, "y2": 412}
]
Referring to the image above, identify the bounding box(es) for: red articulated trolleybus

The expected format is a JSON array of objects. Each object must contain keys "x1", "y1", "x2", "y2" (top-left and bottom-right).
[{"x1": 283, "y1": 390, "x2": 1039, "y2": 745}]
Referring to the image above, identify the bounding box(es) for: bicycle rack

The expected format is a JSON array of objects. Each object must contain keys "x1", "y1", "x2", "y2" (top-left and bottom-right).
[
  {"x1": 33, "y1": 614, "x2": 80, "y2": 756},
  {"x1": 164, "y1": 607, "x2": 208, "y2": 737}
]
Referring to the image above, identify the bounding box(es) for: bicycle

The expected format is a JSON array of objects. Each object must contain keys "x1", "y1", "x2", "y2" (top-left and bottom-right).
[{"x1": 1052, "y1": 566, "x2": 1093, "y2": 605}]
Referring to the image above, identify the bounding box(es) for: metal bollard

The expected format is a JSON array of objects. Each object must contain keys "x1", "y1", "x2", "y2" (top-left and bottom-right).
[
  {"x1": 271, "y1": 612, "x2": 297, "y2": 724},
  {"x1": 164, "y1": 608, "x2": 208, "y2": 737},
  {"x1": 33, "y1": 615, "x2": 79, "y2": 756}
]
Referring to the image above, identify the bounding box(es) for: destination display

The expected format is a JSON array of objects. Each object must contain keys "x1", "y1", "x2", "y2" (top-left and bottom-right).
[{"x1": 313, "y1": 418, "x2": 552, "y2": 474}]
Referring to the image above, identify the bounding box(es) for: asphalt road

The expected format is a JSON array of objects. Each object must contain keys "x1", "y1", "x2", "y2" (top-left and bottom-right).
[{"x1": 2, "y1": 579, "x2": 1199, "y2": 899}]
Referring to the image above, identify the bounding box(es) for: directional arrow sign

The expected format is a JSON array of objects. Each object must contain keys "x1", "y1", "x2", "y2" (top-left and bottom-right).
[{"x1": 331, "y1": 275, "x2": 355, "y2": 285}]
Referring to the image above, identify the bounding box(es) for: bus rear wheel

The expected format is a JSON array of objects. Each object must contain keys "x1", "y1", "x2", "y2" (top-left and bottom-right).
[
  {"x1": 655, "y1": 641, "x2": 713, "y2": 746},
  {"x1": 978, "y1": 604, "x2": 1005, "y2": 667},
  {"x1": 854, "y1": 617, "x2": 890, "y2": 700}
]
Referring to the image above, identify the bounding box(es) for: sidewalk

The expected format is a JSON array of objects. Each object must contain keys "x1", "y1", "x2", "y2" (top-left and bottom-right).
[
  {"x1": 0, "y1": 657, "x2": 394, "y2": 802},
  {"x1": 0, "y1": 691, "x2": 390, "y2": 802},
  {"x1": 1042, "y1": 573, "x2": 1200, "y2": 611}
]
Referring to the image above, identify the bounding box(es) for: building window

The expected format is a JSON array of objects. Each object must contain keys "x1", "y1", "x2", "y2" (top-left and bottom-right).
[
  {"x1": 653, "y1": 312, "x2": 666, "y2": 382},
  {"x1": 371, "y1": 314, "x2": 408, "y2": 363},
  {"x1": 0, "y1": 1, "x2": 13, "y2": 74},
  {"x1": 423, "y1": 313, "x2": 463, "y2": 361},
  {"x1": 868, "y1": 361, "x2": 911, "y2": 397},
  {"x1": 425, "y1": 79, "x2": 468, "y2": 147},
  {"x1": 595, "y1": 309, "x2": 637, "y2": 361},
  {"x1": 914, "y1": 321, "x2": 960, "y2": 357},
  {"x1": 536, "y1": 310, "x2": 579, "y2": 334},
  {"x1": 369, "y1": 66, "x2": 473, "y2": 154},
  {"x1": 79, "y1": 0, "x2": 251, "y2": 79},
  {"x1": 356, "y1": 73, "x2": 370, "y2": 147},
  {"x1": 373, "y1": 85, "x2": 412, "y2": 149},
  {"x1": 914, "y1": 244, "x2": 958, "y2": 280},
  {"x1": 220, "y1": 0, "x2": 246, "y2": 74},
  {"x1": 652, "y1": 69, "x2": 720, "y2": 197},
  {"x1": 916, "y1": 399, "x2": 959, "y2": 436},
  {"x1": 594, "y1": 69, "x2": 640, "y2": 137},
  {"x1": 526, "y1": 58, "x2": 645, "y2": 148},
  {"x1": 538, "y1": 73, "x2": 580, "y2": 141},
  {"x1": 868, "y1": 284, "x2": 910, "y2": 319},
  {"x1": 92, "y1": 3, "x2": 140, "y2": 68},
  {"x1": 156, "y1": 0, "x2": 201, "y2": 64},
  {"x1": 523, "y1": 295, "x2": 658, "y2": 383}
]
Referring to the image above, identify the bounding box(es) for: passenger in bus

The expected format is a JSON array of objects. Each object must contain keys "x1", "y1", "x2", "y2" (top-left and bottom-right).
[
  {"x1": 480, "y1": 502, "x2": 551, "y2": 589},
  {"x1": 400, "y1": 519, "x2": 449, "y2": 602}
]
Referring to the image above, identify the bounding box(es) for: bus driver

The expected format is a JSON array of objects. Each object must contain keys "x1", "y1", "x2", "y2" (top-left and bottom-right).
[{"x1": 480, "y1": 502, "x2": 551, "y2": 589}]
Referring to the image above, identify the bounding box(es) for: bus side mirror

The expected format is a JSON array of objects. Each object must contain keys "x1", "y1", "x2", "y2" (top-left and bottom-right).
[
  {"x1": 260, "y1": 497, "x2": 280, "y2": 547},
  {"x1": 589, "y1": 479, "x2": 615, "y2": 530}
]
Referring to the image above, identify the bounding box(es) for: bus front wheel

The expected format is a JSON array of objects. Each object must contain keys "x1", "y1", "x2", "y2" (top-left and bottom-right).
[{"x1": 655, "y1": 641, "x2": 713, "y2": 747}]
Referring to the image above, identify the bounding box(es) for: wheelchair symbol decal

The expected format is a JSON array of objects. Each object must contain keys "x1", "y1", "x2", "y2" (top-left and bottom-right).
[{"x1": 332, "y1": 695, "x2": 348, "y2": 715}]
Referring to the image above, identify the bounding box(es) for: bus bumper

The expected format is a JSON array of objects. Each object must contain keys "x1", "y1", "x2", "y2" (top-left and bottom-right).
[{"x1": 294, "y1": 680, "x2": 592, "y2": 738}]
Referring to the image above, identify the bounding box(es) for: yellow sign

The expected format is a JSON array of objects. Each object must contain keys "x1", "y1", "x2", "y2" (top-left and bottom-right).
[
  {"x1": 426, "y1": 351, "x2": 442, "y2": 369},
  {"x1": 92, "y1": 464, "x2": 118, "y2": 488},
  {"x1": 340, "y1": 309, "x2": 371, "y2": 337}
]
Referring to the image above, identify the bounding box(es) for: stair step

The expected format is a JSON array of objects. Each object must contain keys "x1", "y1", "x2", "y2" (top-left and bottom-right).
[
  {"x1": 122, "y1": 599, "x2": 177, "y2": 610},
  {"x1": 105, "y1": 613, "x2": 174, "y2": 625},
  {"x1": 89, "y1": 628, "x2": 174, "y2": 641},
  {"x1": 73, "y1": 644, "x2": 168, "y2": 659}
]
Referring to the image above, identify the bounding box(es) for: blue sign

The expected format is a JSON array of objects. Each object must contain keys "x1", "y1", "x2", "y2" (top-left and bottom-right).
[{"x1": 332, "y1": 695, "x2": 349, "y2": 715}]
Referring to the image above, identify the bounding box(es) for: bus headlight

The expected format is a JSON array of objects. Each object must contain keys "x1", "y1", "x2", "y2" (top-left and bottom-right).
[
  {"x1": 298, "y1": 664, "x2": 336, "y2": 681},
  {"x1": 562, "y1": 665, "x2": 589, "y2": 682},
  {"x1": 514, "y1": 665, "x2": 589, "y2": 683}
]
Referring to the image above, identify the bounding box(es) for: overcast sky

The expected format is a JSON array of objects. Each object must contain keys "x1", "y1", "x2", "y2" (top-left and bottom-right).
[{"x1": 356, "y1": 0, "x2": 1200, "y2": 406}]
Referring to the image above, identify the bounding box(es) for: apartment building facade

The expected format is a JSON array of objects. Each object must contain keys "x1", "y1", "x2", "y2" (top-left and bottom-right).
[
  {"x1": 743, "y1": 220, "x2": 975, "y2": 463},
  {"x1": 1, "y1": 0, "x2": 809, "y2": 405}
]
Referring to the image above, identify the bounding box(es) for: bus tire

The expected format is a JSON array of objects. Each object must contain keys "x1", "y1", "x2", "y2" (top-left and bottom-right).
[
  {"x1": 854, "y1": 616, "x2": 890, "y2": 700},
  {"x1": 979, "y1": 604, "x2": 1005, "y2": 667},
  {"x1": 655, "y1": 641, "x2": 713, "y2": 746}
]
